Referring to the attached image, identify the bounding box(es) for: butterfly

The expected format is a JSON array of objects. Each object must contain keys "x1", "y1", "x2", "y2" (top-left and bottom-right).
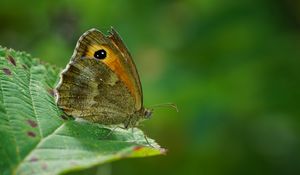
[{"x1": 55, "y1": 27, "x2": 152, "y2": 128}]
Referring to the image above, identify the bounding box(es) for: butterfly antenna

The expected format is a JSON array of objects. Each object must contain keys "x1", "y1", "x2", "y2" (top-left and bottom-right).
[{"x1": 148, "y1": 103, "x2": 179, "y2": 112}]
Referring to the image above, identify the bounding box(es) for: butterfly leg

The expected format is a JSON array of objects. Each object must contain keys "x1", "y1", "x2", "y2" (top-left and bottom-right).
[
  {"x1": 123, "y1": 115, "x2": 133, "y2": 129},
  {"x1": 134, "y1": 123, "x2": 155, "y2": 148},
  {"x1": 143, "y1": 134, "x2": 154, "y2": 148},
  {"x1": 60, "y1": 111, "x2": 74, "y2": 120}
]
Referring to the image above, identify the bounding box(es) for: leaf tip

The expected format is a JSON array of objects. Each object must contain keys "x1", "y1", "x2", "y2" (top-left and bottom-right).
[{"x1": 159, "y1": 148, "x2": 167, "y2": 155}]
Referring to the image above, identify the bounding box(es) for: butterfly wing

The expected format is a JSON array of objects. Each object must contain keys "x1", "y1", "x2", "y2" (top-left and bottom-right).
[
  {"x1": 108, "y1": 28, "x2": 143, "y2": 110},
  {"x1": 75, "y1": 28, "x2": 143, "y2": 110},
  {"x1": 56, "y1": 58, "x2": 135, "y2": 124},
  {"x1": 56, "y1": 28, "x2": 144, "y2": 124}
]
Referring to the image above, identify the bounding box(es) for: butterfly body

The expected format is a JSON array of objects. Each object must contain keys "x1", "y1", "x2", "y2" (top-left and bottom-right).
[{"x1": 56, "y1": 28, "x2": 151, "y2": 128}]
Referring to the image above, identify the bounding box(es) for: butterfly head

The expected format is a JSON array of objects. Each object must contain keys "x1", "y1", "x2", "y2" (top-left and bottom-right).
[{"x1": 143, "y1": 108, "x2": 152, "y2": 119}]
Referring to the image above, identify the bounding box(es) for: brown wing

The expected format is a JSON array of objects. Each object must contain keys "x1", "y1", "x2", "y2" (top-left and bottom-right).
[
  {"x1": 55, "y1": 28, "x2": 144, "y2": 124},
  {"x1": 71, "y1": 28, "x2": 143, "y2": 110},
  {"x1": 56, "y1": 58, "x2": 136, "y2": 125},
  {"x1": 108, "y1": 28, "x2": 143, "y2": 109}
]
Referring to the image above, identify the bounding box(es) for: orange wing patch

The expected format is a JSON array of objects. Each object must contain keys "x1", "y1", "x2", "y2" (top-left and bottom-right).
[
  {"x1": 103, "y1": 57, "x2": 136, "y2": 98},
  {"x1": 84, "y1": 44, "x2": 138, "y2": 108}
]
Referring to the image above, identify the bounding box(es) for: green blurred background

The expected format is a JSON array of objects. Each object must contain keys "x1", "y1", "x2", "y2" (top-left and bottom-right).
[{"x1": 1, "y1": 0, "x2": 300, "y2": 174}]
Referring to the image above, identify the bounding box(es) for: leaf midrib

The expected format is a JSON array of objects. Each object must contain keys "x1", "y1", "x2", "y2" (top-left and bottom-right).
[
  {"x1": 13, "y1": 64, "x2": 63, "y2": 174},
  {"x1": 28, "y1": 65, "x2": 43, "y2": 138}
]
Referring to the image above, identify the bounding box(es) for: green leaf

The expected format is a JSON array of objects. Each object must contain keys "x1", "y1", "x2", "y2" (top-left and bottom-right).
[{"x1": 0, "y1": 46, "x2": 164, "y2": 175}]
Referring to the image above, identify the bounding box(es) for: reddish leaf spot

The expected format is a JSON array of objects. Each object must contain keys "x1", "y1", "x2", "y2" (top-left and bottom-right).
[
  {"x1": 27, "y1": 119, "x2": 37, "y2": 128},
  {"x1": 27, "y1": 131, "x2": 36, "y2": 137},
  {"x1": 7, "y1": 55, "x2": 16, "y2": 66},
  {"x1": 133, "y1": 146, "x2": 143, "y2": 151},
  {"x1": 30, "y1": 156, "x2": 38, "y2": 162},
  {"x1": 2, "y1": 68, "x2": 11, "y2": 75},
  {"x1": 41, "y1": 163, "x2": 47, "y2": 170},
  {"x1": 22, "y1": 64, "x2": 28, "y2": 69},
  {"x1": 48, "y1": 89, "x2": 55, "y2": 97}
]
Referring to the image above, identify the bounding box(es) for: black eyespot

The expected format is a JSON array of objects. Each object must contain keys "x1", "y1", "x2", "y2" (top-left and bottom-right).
[{"x1": 94, "y1": 49, "x2": 107, "y2": 59}]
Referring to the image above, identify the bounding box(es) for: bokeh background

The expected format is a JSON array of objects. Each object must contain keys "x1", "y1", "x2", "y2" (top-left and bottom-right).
[{"x1": 1, "y1": 0, "x2": 300, "y2": 174}]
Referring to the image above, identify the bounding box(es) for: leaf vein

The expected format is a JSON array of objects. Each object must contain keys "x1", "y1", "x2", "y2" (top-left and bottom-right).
[{"x1": 28, "y1": 66, "x2": 43, "y2": 138}]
